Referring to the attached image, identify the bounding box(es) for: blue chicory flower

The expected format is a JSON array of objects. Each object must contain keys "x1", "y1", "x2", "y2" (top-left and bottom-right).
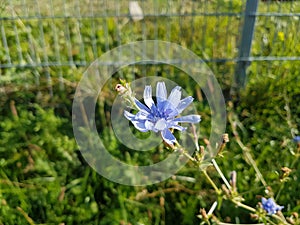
[
  {"x1": 124, "y1": 81, "x2": 201, "y2": 145},
  {"x1": 293, "y1": 136, "x2": 300, "y2": 144},
  {"x1": 261, "y1": 197, "x2": 284, "y2": 215}
]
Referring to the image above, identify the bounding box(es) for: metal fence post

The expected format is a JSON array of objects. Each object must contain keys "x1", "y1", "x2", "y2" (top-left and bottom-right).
[{"x1": 231, "y1": 0, "x2": 258, "y2": 95}]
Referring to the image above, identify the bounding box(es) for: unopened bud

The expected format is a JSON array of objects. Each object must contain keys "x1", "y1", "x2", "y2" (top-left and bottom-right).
[
  {"x1": 286, "y1": 217, "x2": 295, "y2": 225},
  {"x1": 222, "y1": 184, "x2": 230, "y2": 196},
  {"x1": 203, "y1": 138, "x2": 210, "y2": 146},
  {"x1": 200, "y1": 145, "x2": 205, "y2": 155},
  {"x1": 230, "y1": 171, "x2": 237, "y2": 192},
  {"x1": 281, "y1": 166, "x2": 292, "y2": 179},
  {"x1": 195, "y1": 145, "x2": 205, "y2": 162},
  {"x1": 222, "y1": 133, "x2": 229, "y2": 143},
  {"x1": 200, "y1": 208, "x2": 208, "y2": 220},
  {"x1": 159, "y1": 196, "x2": 165, "y2": 207},
  {"x1": 292, "y1": 212, "x2": 298, "y2": 219},
  {"x1": 115, "y1": 80, "x2": 139, "y2": 110},
  {"x1": 217, "y1": 133, "x2": 229, "y2": 155},
  {"x1": 250, "y1": 213, "x2": 259, "y2": 220},
  {"x1": 115, "y1": 84, "x2": 127, "y2": 94}
]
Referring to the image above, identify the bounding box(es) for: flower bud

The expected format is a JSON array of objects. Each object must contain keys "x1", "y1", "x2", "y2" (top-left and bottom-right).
[{"x1": 115, "y1": 84, "x2": 127, "y2": 94}]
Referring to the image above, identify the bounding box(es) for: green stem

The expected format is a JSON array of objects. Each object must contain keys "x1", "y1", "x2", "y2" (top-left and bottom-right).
[
  {"x1": 265, "y1": 218, "x2": 277, "y2": 225},
  {"x1": 211, "y1": 159, "x2": 231, "y2": 190},
  {"x1": 230, "y1": 199, "x2": 256, "y2": 213},
  {"x1": 231, "y1": 199, "x2": 289, "y2": 225},
  {"x1": 182, "y1": 150, "x2": 197, "y2": 162},
  {"x1": 270, "y1": 214, "x2": 289, "y2": 225},
  {"x1": 202, "y1": 170, "x2": 221, "y2": 195},
  {"x1": 175, "y1": 144, "x2": 222, "y2": 195}
]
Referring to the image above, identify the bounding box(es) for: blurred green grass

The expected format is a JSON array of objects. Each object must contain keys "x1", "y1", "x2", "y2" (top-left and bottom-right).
[{"x1": 0, "y1": 0, "x2": 300, "y2": 224}]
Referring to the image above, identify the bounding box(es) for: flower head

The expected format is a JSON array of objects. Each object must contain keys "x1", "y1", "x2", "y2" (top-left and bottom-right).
[
  {"x1": 261, "y1": 197, "x2": 284, "y2": 215},
  {"x1": 293, "y1": 136, "x2": 300, "y2": 144},
  {"x1": 124, "y1": 81, "x2": 201, "y2": 145}
]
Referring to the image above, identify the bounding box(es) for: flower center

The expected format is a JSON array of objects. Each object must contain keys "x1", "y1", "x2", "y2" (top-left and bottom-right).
[{"x1": 154, "y1": 118, "x2": 167, "y2": 131}]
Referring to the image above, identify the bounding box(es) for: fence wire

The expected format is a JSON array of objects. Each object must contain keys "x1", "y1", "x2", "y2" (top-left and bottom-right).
[{"x1": 0, "y1": 0, "x2": 299, "y2": 92}]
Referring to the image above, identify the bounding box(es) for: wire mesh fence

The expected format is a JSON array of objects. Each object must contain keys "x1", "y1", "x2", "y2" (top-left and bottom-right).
[
  {"x1": 247, "y1": 0, "x2": 300, "y2": 93},
  {"x1": 0, "y1": 0, "x2": 299, "y2": 94}
]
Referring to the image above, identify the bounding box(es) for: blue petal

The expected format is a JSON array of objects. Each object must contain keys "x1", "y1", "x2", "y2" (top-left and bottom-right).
[
  {"x1": 166, "y1": 120, "x2": 183, "y2": 131},
  {"x1": 131, "y1": 120, "x2": 149, "y2": 132},
  {"x1": 135, "y1": 111, "x2": 151, "y2": 120},
  {"x1": 173, "y1": 115, "x2": 201, "y2": 123},
  {"x1": 168, "y1": 96, "x2": 194, "y2": 117},
  {"x1": 157, "y1": 100, "x2": 168, "y2": 115},
  {"x1": 161, "y1": 101, "x2": 177, "y2": 117},
  {"x1": 293, "y1": 136, "x2": 300, "y2": 143},
  {"x1": 261, "y1": 198, "x2": 284, "y2": 215},
  {"x1": 124, "y1": 110, "x2": 136, "y2": 120},
  {"x1": 176, "y1": 96, "x2": 194, "y2": 113},
  {"x1": 124, "y1": 111, "x2": 149, "y2": 132},
  {"x1": 134, "y1": 98, "x2": 151, "y2": 113},
  {"x1": 168, "y1": 86, "x2": 182, "y2": 108},
  {"x1": 143, "y1": 85, "x2": 154, "y2": 108},
  {"x1": 156, "y1": 82, "x2": 167, "y2": 110},
  {"x1": 170, "y1": 124, "x2": 186, "y2": 131},
  {"x1": 145, "y1": 120, "x2": 154, "y2": 130},
  {"x1": 276, "y1": 205, "x2": 284, "y2": 211},
  {"x1": 143, "y1": 85, "x2": 157, "y2": 114},
  {"x1": 161, "y1": 129, "x2": 176, "y2": 144}
]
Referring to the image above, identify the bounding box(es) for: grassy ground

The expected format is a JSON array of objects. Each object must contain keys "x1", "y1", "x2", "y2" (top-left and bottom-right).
[{"x1": 0, "y1": 0, "x2": 299, "y2": 224}]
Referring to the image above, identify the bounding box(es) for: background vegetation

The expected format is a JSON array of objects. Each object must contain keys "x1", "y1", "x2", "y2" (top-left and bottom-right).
[{"x1": 0, "y1": 0, "x2": 299, "y2": 224}]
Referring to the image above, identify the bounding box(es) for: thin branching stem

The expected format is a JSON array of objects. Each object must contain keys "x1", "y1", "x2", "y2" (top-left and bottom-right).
[
  {"x1": 202, "y1": 170, "x2": 221, "y2": 195},
  {"x1": 230, "y1": 198, "x2": 256, "y2": 213},
  {"x1": 211, "y1": 158, "x2": 231, "y2": 190}
]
